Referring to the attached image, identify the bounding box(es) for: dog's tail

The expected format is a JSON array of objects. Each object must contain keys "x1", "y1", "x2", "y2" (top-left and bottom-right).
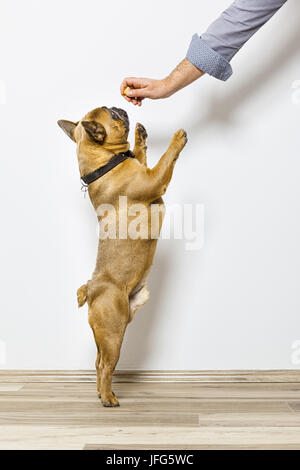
[{"x1": 77, "y1": 284, "x2": 88, "y2": 307}]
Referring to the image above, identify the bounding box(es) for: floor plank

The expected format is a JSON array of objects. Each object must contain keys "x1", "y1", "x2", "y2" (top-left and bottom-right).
[
  {"x1": 15, "y1": 381, "x2": 300, "y2": 400},
  {"x1": 1, "y1": 425, "x2": 300, "y2": 450},
  {"x1": 287, "y1": 402, "x2": 300, "y2": 412},
  {"x1": 0, "y1": 380, "x2": 300, "y2": 449},
  {"x1": 84, "y1": 443, "x2": 300, "y2": 450},
  {"x1": 1, "y1": 370, "x2": 300, "y2": 383},
  {"x1": 0, "y1": 385, "x2": 23, "y2": 392}
]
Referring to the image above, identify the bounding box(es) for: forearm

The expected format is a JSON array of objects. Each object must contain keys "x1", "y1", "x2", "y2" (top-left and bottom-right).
[
  {"x1": 121, "y1": 0, "x2": 289, "y2": 103},
  {"x1": 187, "y1": 0, "x2": 288, "y2": 81},
  {"x1": 165, "y1": 59, "x2": 205, "y2": 96}
]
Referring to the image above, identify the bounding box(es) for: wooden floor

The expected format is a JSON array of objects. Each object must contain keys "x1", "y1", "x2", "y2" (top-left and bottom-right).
[{"x1": 1, "y1": 374, "x2": 300, "y2": 449}]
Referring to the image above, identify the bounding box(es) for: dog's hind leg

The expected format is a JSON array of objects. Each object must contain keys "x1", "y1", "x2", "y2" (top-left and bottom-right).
[
  {"x1": 134, "y1": 123, "x2": 148, "y2": 166},
  {"x1": 90, "y1": 329, "x2": 102, "y2": 397},
  {"x1": 129, "y1": 284, "x2": 150, "y2": 322},
  {"x1": 88, "y1": 283, "x2": 129, "y2": 407}
]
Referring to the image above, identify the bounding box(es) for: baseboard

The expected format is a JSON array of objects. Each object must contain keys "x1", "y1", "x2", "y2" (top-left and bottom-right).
[{"x1": 0, "y1": 369, "x2": 299, "y2": 383}]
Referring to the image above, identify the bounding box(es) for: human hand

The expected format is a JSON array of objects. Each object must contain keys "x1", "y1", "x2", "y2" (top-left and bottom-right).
[
  {"x1": 120, "y1": 60, "x2": 205, "y2": 106},
  {"x1": 120, "y1": 77, "x2": 174, "y2": 106}
]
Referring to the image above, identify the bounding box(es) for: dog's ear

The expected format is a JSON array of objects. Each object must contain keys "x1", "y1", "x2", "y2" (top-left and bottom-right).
[
  {"x1": 57, "y1": 120, "x2": 77, "y2": 142},
  {"x1": 81, "y1": 121, "x2": 106, "y2": 144}
]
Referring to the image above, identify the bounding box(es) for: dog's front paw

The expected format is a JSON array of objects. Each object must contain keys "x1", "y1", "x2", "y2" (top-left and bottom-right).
[
  {"x1": 101, "y1": 392, "x2": 120, "y2": 407},
  {"x1": 173, "y1": 129, "x2": 188, "y2": 150},
  {"x1": 136, "y1": 122, "x2": 148, "y2": 140}
]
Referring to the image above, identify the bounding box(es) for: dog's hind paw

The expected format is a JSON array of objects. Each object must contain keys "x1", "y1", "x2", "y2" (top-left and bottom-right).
[{"x1": 101, "y1": 392, "x2": 120, "y2": 407}]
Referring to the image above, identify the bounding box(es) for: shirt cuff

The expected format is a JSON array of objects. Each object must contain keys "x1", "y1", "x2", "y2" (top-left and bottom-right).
[{"x1": 186, "y1": 33, "x2": 233, "y2": 81}]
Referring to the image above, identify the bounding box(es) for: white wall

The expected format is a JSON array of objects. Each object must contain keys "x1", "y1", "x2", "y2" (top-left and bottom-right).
[{"x1": 0, "y1": 0, "x2": 299, "y2": 370}]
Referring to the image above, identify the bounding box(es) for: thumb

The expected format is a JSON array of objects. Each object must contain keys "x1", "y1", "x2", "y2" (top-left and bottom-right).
[{"x1": 126, "y1": 87, "x2": 149, "y2": 98}]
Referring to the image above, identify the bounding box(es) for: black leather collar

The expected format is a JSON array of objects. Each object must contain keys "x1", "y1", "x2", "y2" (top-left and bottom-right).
[{"x1": 81, "y1": 150, "x2": 135, "y2": 186}]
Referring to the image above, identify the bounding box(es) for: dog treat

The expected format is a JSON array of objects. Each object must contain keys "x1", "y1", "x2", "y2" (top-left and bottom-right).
[{"x1": 123, "y1": 86, "x2": 131, "y2": 96}]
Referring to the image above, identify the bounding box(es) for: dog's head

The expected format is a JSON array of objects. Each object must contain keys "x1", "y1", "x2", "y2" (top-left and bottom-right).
[{"x1": 58, "y1": 106, "x2": 130, "y2": 150}]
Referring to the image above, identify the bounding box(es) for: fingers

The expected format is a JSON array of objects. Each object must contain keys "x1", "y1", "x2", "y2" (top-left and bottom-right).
[
  {"x1": 126, "y1": 97, "x2": 143, "y2": 106},
  {"x1": 120, "y1": 77, "x2": 151, "y2": 105},
  {"x1": 129, "y1": 88, "x2": 150, "y2": 99},
  {"x1": 122, "y1": 94, "x2": 144, "y2": 106},
  {"x1": 132, "y1": 98, "x2": 143, "y2": 106},
  {"x1": 120, "y1": 77, "x2": 148, "y2": 93}
]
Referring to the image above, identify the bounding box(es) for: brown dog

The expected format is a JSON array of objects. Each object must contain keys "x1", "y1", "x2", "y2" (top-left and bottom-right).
[{"x1": 58, "y1": 107, "x2": 187, "y2": 406}]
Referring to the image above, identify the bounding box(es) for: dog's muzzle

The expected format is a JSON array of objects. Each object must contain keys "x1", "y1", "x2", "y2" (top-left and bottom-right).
[{"x1": 109, "y1": 107, "x2": 129, "y2": 131}]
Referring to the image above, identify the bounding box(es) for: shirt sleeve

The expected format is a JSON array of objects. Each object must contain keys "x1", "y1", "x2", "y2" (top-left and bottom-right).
[{"x1": 186, "y1": 0, "x2": 288, "y2": 81}]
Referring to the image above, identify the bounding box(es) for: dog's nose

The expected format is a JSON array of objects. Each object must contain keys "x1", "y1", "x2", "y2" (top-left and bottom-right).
[{"x1": 110, "y1": 107, "x2": 128, "y2": 121}]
